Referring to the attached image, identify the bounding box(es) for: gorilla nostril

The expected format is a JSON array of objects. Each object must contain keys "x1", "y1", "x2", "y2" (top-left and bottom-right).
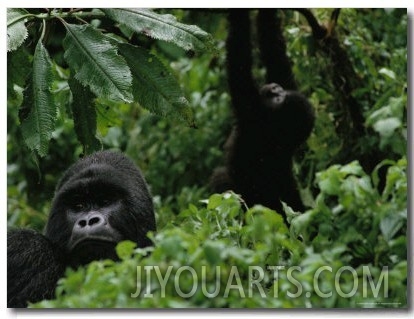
[
  {"x1": 77, "y1": 216, "x2": 103, "y2": 228},
  {"x1": 88, "y1": 216, "x2": 101, "y2": 226},
  {"x1": 78, "y1": 219, "x2": 87, "y2": 228}
]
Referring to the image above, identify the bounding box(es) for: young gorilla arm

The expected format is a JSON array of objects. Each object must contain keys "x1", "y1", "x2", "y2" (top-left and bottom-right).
[
  {"x1": 226, "y1": 9, "x2": 259, "y2": 119},
  {"x1": 210, "y1": 9, "x2": 257, "y2": 192},
  {"x1": 257, "y1": 9, "x2": 297, "y2": 90}
]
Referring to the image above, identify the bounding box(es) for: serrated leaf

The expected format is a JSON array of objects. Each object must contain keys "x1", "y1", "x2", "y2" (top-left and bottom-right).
[
  {"x1": 119, "y1": 43, "x2": 195, "y2": 126},
  {"x1": 20, "y1": 41, "x2": 56, "y2": 157},
  {"x1": 7, "y1": 8, "x2": 30, "y2": 51},
  {"x1": 101, "y1": 8, "x2": 216, "y2": 54},
  {"x1": 68, "y1": 77, "x2": 102, "y2": 154},
  {"x1": 62, "y1": 23, "x2": 133, "y2": 102}
]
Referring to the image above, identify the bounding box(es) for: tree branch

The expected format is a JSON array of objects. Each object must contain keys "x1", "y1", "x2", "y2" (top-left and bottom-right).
[{"x1": 295, "y1": 8, "x2": 327, "y2": 39}]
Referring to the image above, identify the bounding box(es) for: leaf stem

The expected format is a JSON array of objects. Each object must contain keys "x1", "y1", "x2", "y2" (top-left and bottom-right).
[
  {"x1": 39, "y1": 19, "x2": 47, "y2": 43},
  {"x1": 37, "y1": 9, "x2": 106, "y2": 20}
]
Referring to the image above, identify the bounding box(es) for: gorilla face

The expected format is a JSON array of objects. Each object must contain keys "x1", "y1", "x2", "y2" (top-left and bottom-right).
[
  {"x1": 45, "y1": 151, "x2": 156, "y2": 267},
  {"x1": 260, "y1": 83, "x2": 286, "y2": 109},
  {"x1": 258, "y1": 82, "x2": 315, "y2": 148},
  {"x1": 59, "y1": 179, "x2": 125, "y2": 266}
]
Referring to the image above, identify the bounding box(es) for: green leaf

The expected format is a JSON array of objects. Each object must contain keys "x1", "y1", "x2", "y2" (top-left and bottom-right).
[
  {"x1": 379, "y1": 67, "x2": 396, "y2": 80},
  {"x1": 68, "y1": 77, "x2": 102, "y2": 154},
  {"x1": 7, "y1": 8, "x2": 30, "y2": 51},
  {"x1": 380, "y1": 211, "x2": 405, "y2": 242},
  {"x1": 317, "y1": 170, "x2": 341, "y2": 195},
  {"x1": 373, "y1": 117, "x2": 401, "y2": 137},
  {"x1": 7, "y1": 47, "x2": 31, "y2": 100},
  {"x1": 207, "y1": 194, "x2": 223, "y2": 210},
  {"x1": 116, "y1": 240, "x2": 137, "y2": 260},
  {"x1": 62, "y1": 23, "x2": 133, "y2": 102},
  {"x1": 119, "y1": 43, "x2": 195, "y2": 126},
  {"x1": 20, "y1": 41, "x2": 56, "y2": 157},
  {"x1": 203, "y1": 241, "x2": 223, "y2": 265},
  {"x1": 339, "y1": 161, "x2": 364, "y2": 176},
  {"x1": 95, "y1": 99, "x2": 123, "y2": 136},
  {"x1": 101, "y1": 8, "x2": 216, "y2": 54},
  {"x1": 367, "y1": 96, "x2": 405, "y2": 125}
]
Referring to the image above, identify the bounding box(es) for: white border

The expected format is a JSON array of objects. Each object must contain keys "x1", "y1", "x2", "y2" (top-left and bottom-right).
[{"x1": 2, "y1": 2, "x2": 413, "y2": 319}]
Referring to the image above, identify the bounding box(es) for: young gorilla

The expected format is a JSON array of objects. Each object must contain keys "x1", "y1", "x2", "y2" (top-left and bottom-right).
[
  {"x1": 211, "y1": 9, "x2": 315, "y2": 215},
  {"x1": 8, "y1": 151, "x2": 156, "y2": 307}
]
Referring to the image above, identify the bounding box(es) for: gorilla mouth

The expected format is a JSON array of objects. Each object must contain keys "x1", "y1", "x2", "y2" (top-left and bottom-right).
[
  {"x1": 69, "y1": 237, "x2": 120, "y2": 266},
  {"x1": 70, "y1": 236, "x2": 118, "y2": 252}
]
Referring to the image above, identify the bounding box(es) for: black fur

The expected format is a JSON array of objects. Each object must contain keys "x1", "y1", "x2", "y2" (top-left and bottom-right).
[
  {"x1": 211, "y1": 9, "x2": 315, "y2": 215},
  {"x1": 7, "y1": 229, "x2": 65, "y2": 308},
  {"x1": 7, "y1": 151, "x2": 156, "y2": 307}
]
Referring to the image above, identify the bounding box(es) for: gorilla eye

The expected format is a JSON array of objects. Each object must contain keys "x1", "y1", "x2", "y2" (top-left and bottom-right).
[
  {"x1": 97, "y1": 198, "x2": 112, "y2": 207},
  {"x1": 73, "y1": 203, "x2": 84, "y2": 210}
]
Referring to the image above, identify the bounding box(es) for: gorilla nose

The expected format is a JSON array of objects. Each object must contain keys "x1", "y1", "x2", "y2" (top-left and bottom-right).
[{"x1": 77, "y1": 214, "x2": 105, "y2": 228}]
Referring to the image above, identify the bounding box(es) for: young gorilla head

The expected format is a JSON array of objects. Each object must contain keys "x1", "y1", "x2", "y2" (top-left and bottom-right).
[
  {"x1": 258, "y1": 82, "x2": 315, "y2": 150},
  {"x1": 45, "y1": 151, "x2": 156, "y2": 267}
]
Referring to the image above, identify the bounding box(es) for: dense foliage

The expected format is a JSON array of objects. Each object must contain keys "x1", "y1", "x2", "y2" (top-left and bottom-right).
[
  {"x1": 7, "y1": 8, "x2": 407, "y2": 308},
  {"x1": 33, "y1": 158, "x2": 407, "y2": 308},
  {"x1": 8, "y1": 8, "x2": 216, "y2": 157}
]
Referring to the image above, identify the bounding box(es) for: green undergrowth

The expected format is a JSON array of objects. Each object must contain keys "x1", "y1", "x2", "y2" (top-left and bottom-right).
[{"x1": 33, "y1": 158, "x2": 407, "y2": 308}]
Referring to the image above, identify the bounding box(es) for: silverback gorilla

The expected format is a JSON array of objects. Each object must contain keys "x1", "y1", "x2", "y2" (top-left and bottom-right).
[
  {"x1": 211, "y1": 9, "x2": 315, "y2": 216},
  {"x1": 8, "y1": 151, "x2": 156, "y2": 307}
]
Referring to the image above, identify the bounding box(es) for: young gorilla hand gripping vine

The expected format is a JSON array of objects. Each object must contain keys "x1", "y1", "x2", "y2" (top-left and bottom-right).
[
  {"x1": 211, "y1": 9, "x2": 315, "y2": 216},
  {"x1": 7, "y1": 151, "x2": 156, "y2": 307}
]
